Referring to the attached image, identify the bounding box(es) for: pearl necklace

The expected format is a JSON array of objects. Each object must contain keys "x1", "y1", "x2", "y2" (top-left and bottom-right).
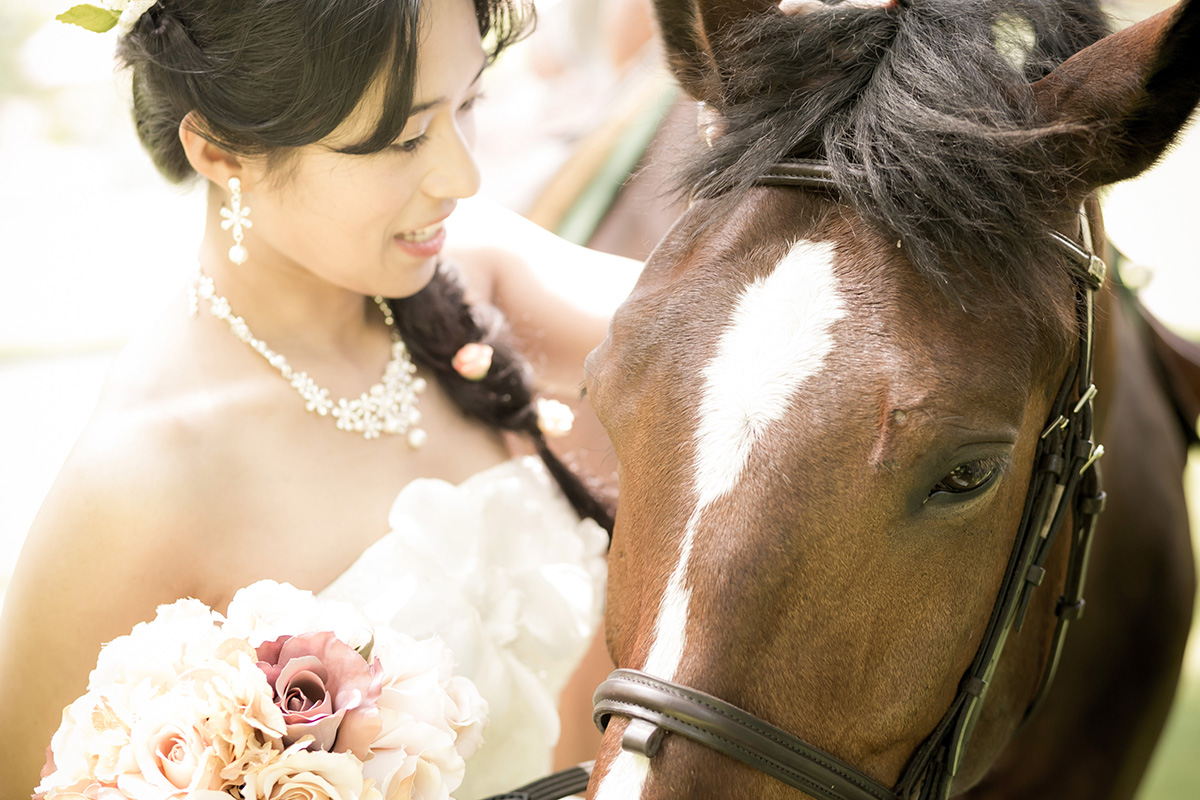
[{"x1": 189, "y1": 271, "x2": 428, "y2": 445}]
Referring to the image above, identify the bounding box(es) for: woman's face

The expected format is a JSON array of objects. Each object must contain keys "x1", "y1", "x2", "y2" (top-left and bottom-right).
[{"x1": 238, "y1": 0, "x2": 485, "y2": 298}]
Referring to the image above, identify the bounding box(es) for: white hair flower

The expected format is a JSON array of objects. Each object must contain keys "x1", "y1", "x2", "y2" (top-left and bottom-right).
[{"x1": 536, "y1": 398, "x2": 574, "y2": 438}]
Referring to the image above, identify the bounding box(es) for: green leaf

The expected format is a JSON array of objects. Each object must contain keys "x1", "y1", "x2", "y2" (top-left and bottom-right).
[{"x1": 56, "y1": 5, "x2": 121, "y2": 33}]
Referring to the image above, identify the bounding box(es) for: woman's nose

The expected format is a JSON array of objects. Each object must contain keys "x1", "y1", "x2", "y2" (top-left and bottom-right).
[{"x1": 422, "y1": 120, "x2": 481, "y2": 200}]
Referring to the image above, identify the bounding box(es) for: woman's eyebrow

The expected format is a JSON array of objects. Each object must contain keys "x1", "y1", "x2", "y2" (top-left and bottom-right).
[{"x1": 408, "y1": 60, "x2": 488, "y2": 115}]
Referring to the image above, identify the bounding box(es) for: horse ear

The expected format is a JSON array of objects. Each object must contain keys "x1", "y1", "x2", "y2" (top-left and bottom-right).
[
  {"x1": 651, "y1": 0, "x2": 779, "y2": 104},
  {"x1": 1032, "y1": 0, "x2": 1200, "y2": 189}
]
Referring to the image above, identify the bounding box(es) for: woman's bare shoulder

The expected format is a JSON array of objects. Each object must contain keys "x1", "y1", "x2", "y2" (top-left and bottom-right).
[
  {"x1": 18, "y1": 302, "x2": 263, "y2": 606},
  {"x1": 18, "y1": 389, "x2": 237, "y2": 607},
  {"x1": 0, "y1": 321, "x2": 256, "y2": 796}
]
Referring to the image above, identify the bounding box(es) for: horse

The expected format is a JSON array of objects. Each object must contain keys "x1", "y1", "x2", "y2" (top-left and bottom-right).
[{"x1": 581, "y1": 1, "x2": 1200, "y2": 798}]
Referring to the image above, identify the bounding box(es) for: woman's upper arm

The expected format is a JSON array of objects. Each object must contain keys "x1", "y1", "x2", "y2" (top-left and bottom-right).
[
  {"x1": 447, "y1": 198, "x2": 643, "y2": 392},
  {"x1": 0, "y1": 434, "x2": 205, "y2": 799}
]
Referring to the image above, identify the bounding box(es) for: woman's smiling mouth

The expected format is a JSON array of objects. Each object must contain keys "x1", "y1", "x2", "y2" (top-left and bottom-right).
[{"x1": 394, "y1": 222, "x2": 447, "y2": 257}]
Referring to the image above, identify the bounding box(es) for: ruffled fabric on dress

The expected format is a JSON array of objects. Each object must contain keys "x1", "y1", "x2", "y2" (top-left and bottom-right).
[{"x1": 319, "y1": 457, "x2": 608, "y2": 800}]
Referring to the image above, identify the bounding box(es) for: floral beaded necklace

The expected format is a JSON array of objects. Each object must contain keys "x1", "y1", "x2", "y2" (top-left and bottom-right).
[{"x1": 189, "y1": 270, "x2": 428, "y2": 444}]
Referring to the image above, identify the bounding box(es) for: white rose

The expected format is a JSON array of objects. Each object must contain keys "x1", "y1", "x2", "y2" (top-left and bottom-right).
[
  {"x1": 241, "y1": 745, "x2": 380, "y2": 800},
  {"x1": 535, "y1": 398, "x2": 574, "y2": 438},
  {"x1": 91, "y1": 598, "x2": 225, "y2": 691},
  {"x1": 37, "y1": 689, "x2": 134, "y2": 794},
  {"x1": 362, "y1": 633, "x2": 487, "y2": 799},
  {"x1": 224, "y1": 581, "x2": 372, "y2": 651},
  {"x1": 442, "y1": 676, "x2": 487, "y2": 760}
]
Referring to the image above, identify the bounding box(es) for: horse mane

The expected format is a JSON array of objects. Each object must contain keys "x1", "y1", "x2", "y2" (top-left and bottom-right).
[{"x1": 686, "y1": 0, "x2": 1110, "y2": 309}]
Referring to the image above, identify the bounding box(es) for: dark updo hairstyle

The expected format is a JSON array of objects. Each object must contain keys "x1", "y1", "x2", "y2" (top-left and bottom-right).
[{"x1": 116, "y1": 0, "x2": 614, "y2": 533}]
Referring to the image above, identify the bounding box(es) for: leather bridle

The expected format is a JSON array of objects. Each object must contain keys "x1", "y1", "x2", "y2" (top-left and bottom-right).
[{"x1": 591, "y1": 159, "x2": 1108, "y2": 800}]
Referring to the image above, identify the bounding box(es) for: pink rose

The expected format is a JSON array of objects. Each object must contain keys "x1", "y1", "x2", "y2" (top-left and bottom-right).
[
  {"x1": 256, "y1": 633, "x2": 384, "y2": 759},
  {"x1": 451, "y1": 343, "x2": 493, "y2": 381}
]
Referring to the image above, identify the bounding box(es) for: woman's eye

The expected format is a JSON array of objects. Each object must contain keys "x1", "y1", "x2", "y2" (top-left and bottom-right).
[
  {"x1": 931, "y1": 459, "x2": 1000, "y2": 496},
  {"x1": 459, "y1": 92, "x2": 484, "y2": 113},
  {"x1": 391, "y1": 133, "x2": 428, "y2": 153}
]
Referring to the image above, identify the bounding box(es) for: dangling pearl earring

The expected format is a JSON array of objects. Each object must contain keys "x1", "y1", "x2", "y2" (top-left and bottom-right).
[{"x1": 220, "y1": 176, "x2": 252, "y2": 265}]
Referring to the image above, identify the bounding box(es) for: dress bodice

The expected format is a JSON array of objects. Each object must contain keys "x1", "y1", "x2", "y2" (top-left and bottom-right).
[{"x1": 319, "y1": 456, "x2": 607, "y2": 799}]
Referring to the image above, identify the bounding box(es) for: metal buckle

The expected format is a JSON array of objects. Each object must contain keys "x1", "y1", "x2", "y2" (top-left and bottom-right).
[
  {"x1": 1079, "y1": 444, "x2": 1105, "y2": 475},
  {"x1": 622, "y1": 718, "x2": 665, "y2": 757},
  {"x1": 1086, "y1": 254, "x2": 1107, "y2": 290},
  {"x1": 1047, "y1": 231, "x2": 1107, "y2": 290},
  {"x1": 1041, "y1": 415, "x2": 1069, "y2": 438},
  {"x1": 1073, "y1": 384, "x2": 1097, "y2": 414}
]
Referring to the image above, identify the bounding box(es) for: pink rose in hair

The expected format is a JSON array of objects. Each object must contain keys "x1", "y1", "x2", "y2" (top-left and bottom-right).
[
  {"x1": 256, "y1": 632, "x2": 384, "y2": 759},
  {"x1": 452, "y1": 343, "x2": 494, "y2": 381}
]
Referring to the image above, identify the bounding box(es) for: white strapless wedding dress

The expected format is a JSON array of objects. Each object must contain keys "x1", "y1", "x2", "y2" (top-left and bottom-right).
[{"x1": 319, "y1": 457, "x2": 608, "y2": 800}]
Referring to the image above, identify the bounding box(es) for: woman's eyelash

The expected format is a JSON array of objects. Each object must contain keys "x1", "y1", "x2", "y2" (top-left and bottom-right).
[
  {"x1": 391, "y1": 92, "x2": 483, "y2": 152},
  {"x1": 460, "y1": 92, "x2": 485, "y2": 112},
  {"x1": 392, "y1": 134, "x2": 428, "y2": 153}
]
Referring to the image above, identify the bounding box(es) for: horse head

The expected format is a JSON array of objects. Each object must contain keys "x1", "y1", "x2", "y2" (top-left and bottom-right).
[{"x1": 585, "y1": 1, "x2": 1200, "y2": 798}]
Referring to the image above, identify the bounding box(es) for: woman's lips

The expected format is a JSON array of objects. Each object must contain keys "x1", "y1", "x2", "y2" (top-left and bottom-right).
[{"x1": 394, "y1": 222, "x2": 446, "y2": 258}]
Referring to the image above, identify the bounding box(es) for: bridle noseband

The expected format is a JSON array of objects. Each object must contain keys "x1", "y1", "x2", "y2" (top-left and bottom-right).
[{"x1": 592, "y1": 159, "x2": 1107, "y2": 800}]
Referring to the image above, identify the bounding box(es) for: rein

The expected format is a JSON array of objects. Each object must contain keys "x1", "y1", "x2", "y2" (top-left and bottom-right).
[{"x1": 591, "y1": 159, "x2": 1108, "y2": 800}]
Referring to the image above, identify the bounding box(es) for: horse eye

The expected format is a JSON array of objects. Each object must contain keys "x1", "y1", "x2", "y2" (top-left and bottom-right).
[{"x1": 931, "y1": 460, "x2": 1000, "y2": 496}]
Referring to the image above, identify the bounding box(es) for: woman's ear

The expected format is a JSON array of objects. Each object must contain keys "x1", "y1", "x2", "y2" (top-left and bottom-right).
[{"x1": 179, "y1": 111, "x2": 252, "y2": 189}]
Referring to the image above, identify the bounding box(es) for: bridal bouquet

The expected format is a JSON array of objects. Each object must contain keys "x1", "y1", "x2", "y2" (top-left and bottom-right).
[{"x1": 35, "y1": 581, "x2": 488, "y2": 800}]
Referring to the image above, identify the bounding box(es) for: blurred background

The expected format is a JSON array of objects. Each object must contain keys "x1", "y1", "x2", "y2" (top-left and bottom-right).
[{"x1": 0, "y1": 0, "x2": 1196, "y2": 795}]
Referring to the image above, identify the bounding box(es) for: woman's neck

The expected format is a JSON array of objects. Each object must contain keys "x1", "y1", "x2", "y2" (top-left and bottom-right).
[{"x1": 196, "y1": 182, "x2": 385, "y2": 360}]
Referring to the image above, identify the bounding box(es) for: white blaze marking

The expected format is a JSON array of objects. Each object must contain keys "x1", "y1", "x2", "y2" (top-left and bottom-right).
[
  {"x1": 644, "y1": 238, "x2": 845, "y2": 678},
  {"x1": 596, "y1": 750, "x2": 651, "y2": 799},
  {"x1": 595, "y1": 239, "x2": 845, "y2": 799}
]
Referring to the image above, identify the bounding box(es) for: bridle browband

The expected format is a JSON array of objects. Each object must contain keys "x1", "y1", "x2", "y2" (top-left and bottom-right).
[{"x1": 592, "y1": 159, "x2": 1108, "y2": 800}]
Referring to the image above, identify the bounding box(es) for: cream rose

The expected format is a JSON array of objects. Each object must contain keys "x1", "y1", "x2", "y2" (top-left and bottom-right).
[
  {"x1": 241, "y1": 746, "x2": 380, "y2": 800},
  {"x1": 117, "y1": 692, "x2": 225, "y2": 798},
  {"x1": 366, "y1": 751, "x2": 455, "y2": 800},
  {"x1": 188, "y1": 644, "x2": 288, "y2": 782}
]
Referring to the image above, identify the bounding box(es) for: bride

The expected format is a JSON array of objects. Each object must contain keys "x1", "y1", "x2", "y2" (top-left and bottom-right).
[{"x1": 0, "y1": 0, "x2": 635, "y2": 796}]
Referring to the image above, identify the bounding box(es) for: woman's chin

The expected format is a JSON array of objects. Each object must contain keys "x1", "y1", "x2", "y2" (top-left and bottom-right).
[{"x1": 380, "y1": 255, "x2": 441, "y2": 300}]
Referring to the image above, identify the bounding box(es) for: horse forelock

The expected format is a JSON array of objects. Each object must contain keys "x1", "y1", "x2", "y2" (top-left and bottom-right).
[{"x1": 684, "y1": 0, "x2": 1106, "y2": 327}]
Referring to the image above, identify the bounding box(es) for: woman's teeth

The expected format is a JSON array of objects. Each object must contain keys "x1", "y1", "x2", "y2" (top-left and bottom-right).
[{"x1": 398, "y1": 223, "x2": 443, "y2": 242}]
